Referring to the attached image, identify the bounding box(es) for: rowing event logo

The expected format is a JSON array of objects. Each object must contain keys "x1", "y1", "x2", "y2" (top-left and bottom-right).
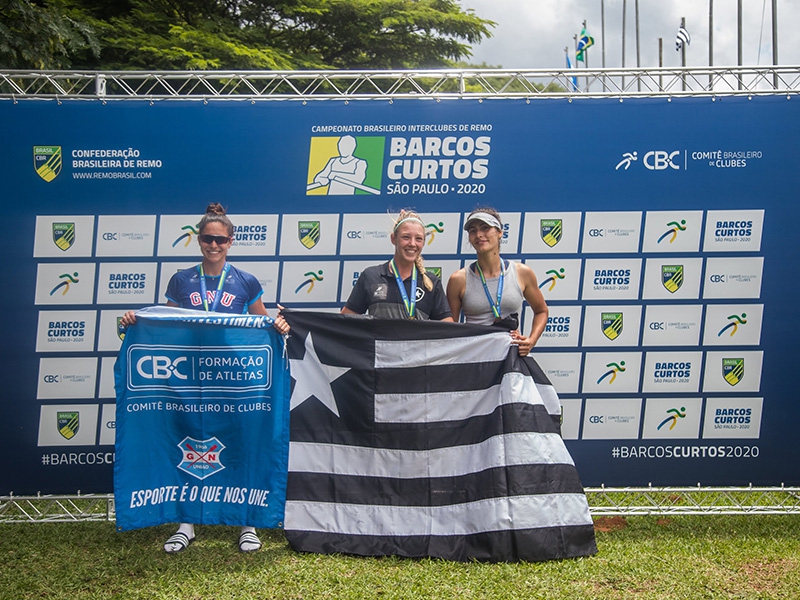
[
  {"x1": 601, "y1": 312, "x2": 623, "y2": 341},
  {"x1": 57, "y1": 411, "x2": 79, "y2": 440},
  {"x1": 722, "y1": 358, "x2": 744, "y2": 386},
  {"x1": 298, "y1": 221, "x2": 321, "y2": 249},
  {"x1": 172, "y1": 225, "x2": 199, "y2": 247},
  {"x1": 34, "y1": 146, "x2": 62, "y2": 182},
  {"x1": 539, "y1": 267, "x2": 566, "y2": 292},
  {"x1": 657, "y1": 219, "x2": 687, "y2": 244},
  {"x1": 177, "y1": 436, "x2": 226, "y2": 480},
  {"x1": 717, "y1": 313, "x2": 747, "y2": 337},
  {"x1": 597, "y1": 360, "x2": 626, "y2": 385},
  {"x1": 49, "y1": 271, "x2": 79, "y2": 296},
  {"x1": 657, "y1": 406, "x2": 686, "y2": 431},
  {"x1": 307, "y1": 135, "x2": 385, "y2": 195},
  {"x1": 426, "y1": 221, "x2": 444, "y2": 245},
  {"x1": 295, "y1": 269, "x2": 324, "y2": 294},
  {"x1": 52, "y1": 222, "x2": 75, "y2": 251},
  {"x1": 541, "y1": 219, "x2": 563, "y2": 247},
  {"x1": 662, "y1": 264, "x2": 684, "y2": 293}
]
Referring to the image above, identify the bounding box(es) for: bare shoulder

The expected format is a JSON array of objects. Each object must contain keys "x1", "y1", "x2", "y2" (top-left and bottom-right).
[
  {"x1": 447, "y1": 267, "x2": 466, "y2": 286},
  {"x1": 514, "y1": 261, "x2": 539, "y2": 286},
  {"x1": 446, "y1": 267, "x2": 466, "y2": 295}
]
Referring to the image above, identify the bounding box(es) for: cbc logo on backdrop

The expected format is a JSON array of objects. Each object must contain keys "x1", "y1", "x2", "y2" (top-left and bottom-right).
[
  {"x1": 644, "y1": 151, "x2": 681, "y2": 171},
  {"x1": 616, "y1": 150, "x2": 683, "y2": 171}
]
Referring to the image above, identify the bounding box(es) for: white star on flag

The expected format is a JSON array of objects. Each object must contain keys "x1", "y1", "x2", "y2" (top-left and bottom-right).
[{"x1": 289, "y1": 331, "x2": 350, "y2": 416}]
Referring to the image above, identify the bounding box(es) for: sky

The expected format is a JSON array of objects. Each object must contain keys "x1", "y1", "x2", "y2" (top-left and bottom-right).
[{"x1": 461, "y1": 0, "x2": 800, "y2": 70}]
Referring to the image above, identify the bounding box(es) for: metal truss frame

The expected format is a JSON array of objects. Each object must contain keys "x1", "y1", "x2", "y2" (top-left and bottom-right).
[
  {"x1": 2, "y1": 487, "x2": 799, "y2": 523},
  {"x1": 3, "y1": 68, "x2": 798, "y2": 522},
  {"x1": 1, "y1": 67, "x2": 799, "y2": 101}
]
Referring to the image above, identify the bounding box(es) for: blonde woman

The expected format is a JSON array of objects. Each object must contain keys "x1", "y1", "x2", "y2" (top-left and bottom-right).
[{"x1": 342, "y1": 210, "x2": 453, "y2": 321}]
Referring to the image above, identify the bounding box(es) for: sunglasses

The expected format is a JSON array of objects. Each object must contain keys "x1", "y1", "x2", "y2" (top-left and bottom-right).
[{"x1": 198, "y1": 234, "x2": 231, "y2": 245}]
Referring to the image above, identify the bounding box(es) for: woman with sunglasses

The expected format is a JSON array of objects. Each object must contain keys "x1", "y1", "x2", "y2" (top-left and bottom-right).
[
  {"x1": 446, "y1": 207, "x2": 548, "y2": 355},
  {"x1": 120, "y1": 203, "x2": 288, "y2": 553}
]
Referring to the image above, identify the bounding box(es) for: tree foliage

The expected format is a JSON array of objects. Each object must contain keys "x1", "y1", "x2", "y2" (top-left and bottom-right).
[
  {"x1": 0, "y1": 0, "x2": 495, "y2": 70},
  {"x1": 0, "y1": 0, "x2": 100, "y2": 69}
]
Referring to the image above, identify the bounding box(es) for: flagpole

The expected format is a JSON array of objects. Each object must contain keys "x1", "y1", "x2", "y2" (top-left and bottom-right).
[
  {"x1": 709, "y1": 0, "x2": 714, "y2": 90},
  {"x1": 772, "y1": 0, "x2": 778, "y2": 89},
  {"x1": 565, "y1": 46, "x2": 577, "y2": 92},
  {"x1": 601, "y1": 0, "x2": 607, "y2": 91},
  {"x1": 680, "y1": 16, "x2": 687, "y2": 91},
  {"x1": 737, "y1": 0, "x2": 743, "y2": 90},
  {"x1": 583, "y1": 20, "x2": 589, "y2": 92},
  {"x1": 635, "y1": 0, "x2": 640, "y2": 91},
  {"x1": 621, "y1": 0, "x2": 627, "y2": 90},
  {"x1": 658, "y1": 37, "x2": 663, "y2": 91},
  {"x1": 573, "y1": 34, "x2": 579, "y2": 92}
]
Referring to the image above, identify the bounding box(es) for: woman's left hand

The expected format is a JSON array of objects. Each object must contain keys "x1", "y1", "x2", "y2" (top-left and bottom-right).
[
  {"x1": 510, "y1": 330, "x2": 533, "y2": 356},
  {"x1": 273, "y1": 305, "x2": 290, "y2": 335}
]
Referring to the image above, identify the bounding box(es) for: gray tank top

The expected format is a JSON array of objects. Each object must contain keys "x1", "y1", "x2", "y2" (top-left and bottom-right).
[{"x1": 462, "y1": 260, "x2": 525, "y2": 325}]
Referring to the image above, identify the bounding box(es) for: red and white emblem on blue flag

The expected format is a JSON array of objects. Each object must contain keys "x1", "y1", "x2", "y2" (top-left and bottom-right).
[{"x1": 177, "y1": 436, "x2": 226, "y2": 480}]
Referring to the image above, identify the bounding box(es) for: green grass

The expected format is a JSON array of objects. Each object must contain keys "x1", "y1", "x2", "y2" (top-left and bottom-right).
[{"x1": 1, "y1": 516, "x2": 799, "y2": 599}]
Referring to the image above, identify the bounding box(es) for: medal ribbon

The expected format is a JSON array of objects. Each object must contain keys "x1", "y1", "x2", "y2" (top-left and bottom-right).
[
  {"x1": 475, "y1": 258, "x2": 504, "y2": 320},
  {"x1": 199, "y1": 262, "x2": 230, "y2": 312},
  {"x1": 390, "y1": 259, "x2": 417, "y2": 319}
]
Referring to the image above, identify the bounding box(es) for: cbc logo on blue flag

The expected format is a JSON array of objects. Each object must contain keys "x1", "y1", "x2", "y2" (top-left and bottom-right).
[
  {"x1": 136, "y1": 355, "x2": 188, "y2": 380},
  {"x1": 127, "y1": 346, "x2": 194, "y2": 389}
]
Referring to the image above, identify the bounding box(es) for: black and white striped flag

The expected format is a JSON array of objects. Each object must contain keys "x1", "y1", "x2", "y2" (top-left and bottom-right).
[
  {"x1": 283, "y1": 311, "x2": 597, "y2": 562},
  {"x1": 676, "y1": 25, "x2": 691, "y2": 51}
]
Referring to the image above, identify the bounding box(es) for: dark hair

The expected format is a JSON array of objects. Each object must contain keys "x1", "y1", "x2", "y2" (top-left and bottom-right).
[
  {"x1": 467, "y1": 206, "x2": 503, "y2": 229},
  {"x1": 197, "y1": 203, "x2": 234, "y2": 236}
]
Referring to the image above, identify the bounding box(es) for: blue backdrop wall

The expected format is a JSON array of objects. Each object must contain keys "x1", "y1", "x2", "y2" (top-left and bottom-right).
[{"x1": 3, "y1": 95, "x2": 795, "y2": 493}]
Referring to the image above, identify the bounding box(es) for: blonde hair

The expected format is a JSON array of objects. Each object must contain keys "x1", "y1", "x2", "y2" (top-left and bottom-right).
[{"x1": 392, "y1": 209, "x2": 434, "y2": 291}]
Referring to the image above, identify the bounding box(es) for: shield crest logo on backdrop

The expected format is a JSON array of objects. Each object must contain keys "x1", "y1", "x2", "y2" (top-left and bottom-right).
[
  {"x1": 298, "y1": 221, "x2": 321, "y2": 249},
  {"x1": 34, "y1": 146, "x2": 62, "y2": 182},
  {"x1": 722, "y1": 358, "x2": 744, "y2": 386},
  {"x1": 57, "y1": 411, "x2": 79, "y2": 440},
  {"x1": 661, "y1": 264, "x2": 684, "y2": 293},
  {"x1": 52, "y1": 222, "x2": 75, "y2": 251},
  {"x1": 425, "y1": 266, "x2": 442, "y2": 278},
  {"x1": 540, "y1": 219, "x2": 563, "y2": 247},
  {"x1": 177, "y1": 436, "x2": 226, "y2": 480},
  {"x1": 601, "y1": 312, "x2": 623, "y2": 340}
]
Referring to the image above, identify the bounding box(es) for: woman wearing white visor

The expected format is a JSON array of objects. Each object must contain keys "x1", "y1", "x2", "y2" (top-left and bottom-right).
[{"x1": 446, "y1": 207, "x2": 548, "y2": 355}]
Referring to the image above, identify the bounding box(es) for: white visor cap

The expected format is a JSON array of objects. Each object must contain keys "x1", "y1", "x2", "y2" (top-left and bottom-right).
[{"x1": 464, "y1": 212, "x2": 502, "y2": 231}]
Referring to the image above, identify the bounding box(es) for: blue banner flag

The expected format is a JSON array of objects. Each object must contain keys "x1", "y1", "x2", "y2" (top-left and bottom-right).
[
  {"x1": 282, "y1": 311, "x2": 597, "y2": 562},
  {"x1": 114, "y1": 306, "x2": 290, "y2": 531},
  {"x1": 566, "y1": 51, "x2": 579, "y2": 91}
]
